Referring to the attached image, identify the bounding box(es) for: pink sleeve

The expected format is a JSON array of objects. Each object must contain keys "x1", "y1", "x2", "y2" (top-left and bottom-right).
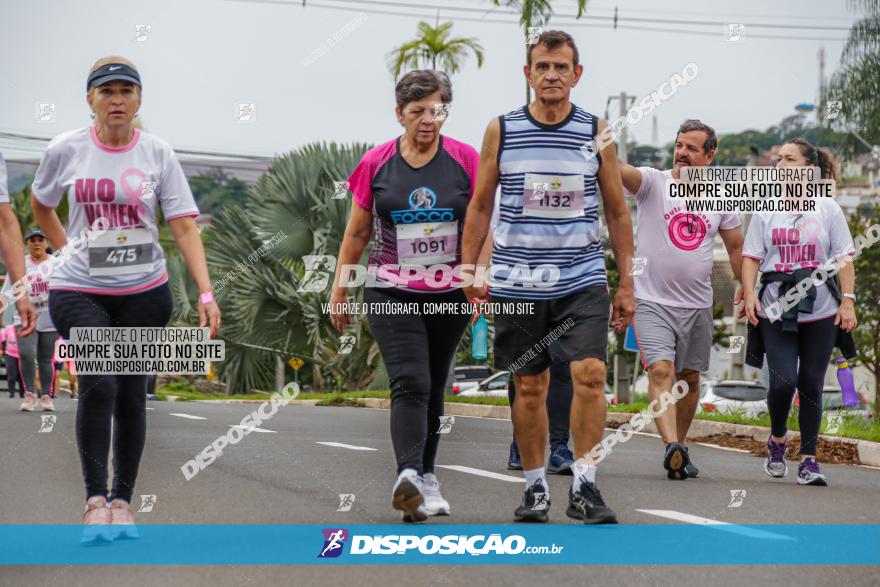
[
  {"x1": 347, "y1": 140, "x2": 397, "y2": 211},
  {"x1": 442, "y1": 137, "x2": 480, "y2": 199},
  {"x1": 347, "y1": 156, "x2": 374, "y2": 211}
]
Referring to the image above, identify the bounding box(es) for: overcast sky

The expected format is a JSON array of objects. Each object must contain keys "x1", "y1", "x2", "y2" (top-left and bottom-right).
[{"x1": 0, "y1": 0, "x2": 859, "y2": 160}]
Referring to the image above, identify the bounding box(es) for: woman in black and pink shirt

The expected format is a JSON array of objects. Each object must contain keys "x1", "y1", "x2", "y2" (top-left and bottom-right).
[{"x1": 330, "y1": 70, "x2": 478, "y2": 523}]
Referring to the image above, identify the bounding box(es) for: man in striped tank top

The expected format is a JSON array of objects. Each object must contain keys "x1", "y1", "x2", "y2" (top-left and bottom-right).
[{"x1": 462, "y1": 30, "x2": 635, "y2": 524}]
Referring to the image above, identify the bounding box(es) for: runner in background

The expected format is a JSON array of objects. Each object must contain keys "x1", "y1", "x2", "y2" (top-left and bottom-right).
[
  {"x1": 742, "y1": 138, "x2": 857, "y2": 486},
  {"x1": 0, "y1": 152, "x2": 38, "y2": 339},
  {"x1": 30, "y1": 56, "x2": 220, "y2": 540},
  {"x1": 619, "y1": 120, "x2": 743, "y2": 479},
  {"x1": 3, "y1": 228, "x2": 60, "y2": 411},
  {"x1": 1, "y1": 323, "x2": 22, "y2": 399},
  {"x1": 330, "y1": 70, "x2": 478, "y2": 522}
]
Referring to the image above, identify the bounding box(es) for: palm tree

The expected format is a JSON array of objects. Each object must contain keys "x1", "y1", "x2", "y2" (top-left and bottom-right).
[
  {"x1": 168, "y1": 142, "x2": 386, "y2": 395},
  {"x1": 387, "y1": 21, "x2": 484, "y2": 80},
  {"x1": 491, "y1": 0, "x2": 589, "y2": 103},
  {"x1": 826, "y1": 0, "x2": 880, "y2": 146}
]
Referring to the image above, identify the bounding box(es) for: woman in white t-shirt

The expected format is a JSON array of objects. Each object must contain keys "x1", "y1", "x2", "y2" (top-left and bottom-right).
[
  {"x1": 741, "y1": 138, "x2": 857, "y2": 487},
  {"x1": 31, "y1": 56, "x2": 221, "y2": 541}
]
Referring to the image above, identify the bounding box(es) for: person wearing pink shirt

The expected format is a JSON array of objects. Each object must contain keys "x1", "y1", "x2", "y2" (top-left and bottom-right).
[
  {"x1": 620, "y1": 120, "x2": 744, "y2": 480},
  {"x1": 1, "y1": 324, "x2": 23, "y2": 399},
  {"x1": 30, "y1": 55, "x2": 220, "y2": 540},
  {"x1": 330, "y1": 70, "x2": 478, "y2": 523}
]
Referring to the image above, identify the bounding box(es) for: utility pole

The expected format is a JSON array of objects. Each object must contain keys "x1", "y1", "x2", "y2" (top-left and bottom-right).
[
  {"x1": 817, "y1": 46, "x2": 826, "y2": 125},
  {"x1": 652, "y1": 114, "x2": 659, "y2": 147},
  {"x1": 606, "y1": 92, "x2": 636, "y2": 164},
  {"x1": 275, "y1": 355, "x2": 285, "y2": 392}
]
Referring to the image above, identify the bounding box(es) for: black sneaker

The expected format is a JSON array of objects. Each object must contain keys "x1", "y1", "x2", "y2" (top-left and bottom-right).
[
  {"x1": 547, "y1": 443, "x2": 575, "y2": 475},
  {"x1": 664, "y1": 442, "x2": 690, "y2": 480},
  {"x1": 566, "y1": 480, "x2": 618, "y2": 524},
  {"x1": 514, "y1": 480, "x2": 550, "y2": 523},
  {"x1": 507, "y1": 441, "x2": 523, "y2": 471},
  {"x1": 683, "y1": 446, "x2": 699, "y2": 478}
]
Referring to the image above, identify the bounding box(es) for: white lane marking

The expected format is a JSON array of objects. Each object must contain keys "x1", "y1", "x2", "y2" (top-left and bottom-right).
[
  {"x1": 435, "y1": 465, "x2": 523, "y2": 483},
  {"x1": 855, "y1": 464, "x2": 880, "y2": 471},
  {"x1": 636, "y1": 509, "x2": 795, "y2": 541},
  {"x1": 146, "y1": 407, "x2": 155, "y2": 411},
  {"x1": 316, "y1": 441, "x2": 377, "y2": 451},
  {"x1": 695, "y1": 442, "x2": 751, "y2": 453},
  {"x1": 169, "y1": 413, "x2": 207, "y2": 420},
  {"x1": 230, "y1": 424, "x2": 276, "y2": 434}
]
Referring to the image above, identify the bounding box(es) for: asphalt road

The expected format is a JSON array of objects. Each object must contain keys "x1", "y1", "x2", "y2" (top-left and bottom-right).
[{"x1": 1, "y1": 395, "x2": 878, "y2": 586}]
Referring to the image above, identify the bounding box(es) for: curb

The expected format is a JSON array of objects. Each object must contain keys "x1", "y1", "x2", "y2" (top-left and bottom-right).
[{"x1": 188, "y1": 397, "x2": 880, "y2": 467}]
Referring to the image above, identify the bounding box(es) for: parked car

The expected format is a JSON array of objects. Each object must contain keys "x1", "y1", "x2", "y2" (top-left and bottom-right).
[
  {"x1": 446, "y1": 365, "x2": 494, "y2": 396},
  {"x1": 794, "y1": 385, "x2": 874, "y2": 421},
  {"x1": 456, "y1": 370, "x2": 617, "y2": 405},
  {"x1": 457, "y1": 370, "x2": 510, "y2": 398},
  {"x1": 697, "y1": 379, "x2": 769, "y2": 418}
]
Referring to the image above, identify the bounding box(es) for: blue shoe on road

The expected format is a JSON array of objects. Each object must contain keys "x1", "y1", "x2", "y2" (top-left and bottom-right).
[
  {"x1": 547, "y1": 443, "x2": 574, "y2": 475},
  {"x1": 507, "y1": 441, "x2": 523, "y2": 470}
]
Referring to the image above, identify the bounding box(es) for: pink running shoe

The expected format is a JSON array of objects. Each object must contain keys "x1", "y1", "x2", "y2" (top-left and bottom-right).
[
  {"x1": 109, "y1": 499, "x2": 139, "y2": 539},
  {"x1": 81, "y1": 496, "x2": 113, "y2": 543},
  {"x1": 19, "y1": 392, "x2": 36, "y2": 412},
  {"x1": 40, "y1": 394, "x2": 55, "y2": 411}
]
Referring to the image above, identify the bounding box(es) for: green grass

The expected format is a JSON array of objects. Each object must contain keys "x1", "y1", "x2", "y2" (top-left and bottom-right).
[{"x1": 608, "y1": 402, "x2": 649, "y2": 413}]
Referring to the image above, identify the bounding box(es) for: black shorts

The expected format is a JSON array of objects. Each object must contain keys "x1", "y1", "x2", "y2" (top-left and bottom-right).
[{"x1": 493, "y1": 285, "x2": 611, "y2": 375}]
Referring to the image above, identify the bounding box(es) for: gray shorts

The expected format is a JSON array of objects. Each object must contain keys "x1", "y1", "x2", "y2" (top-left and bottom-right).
[{"x1": 634, "y1": 299, "x2": 712, "y2": 373}]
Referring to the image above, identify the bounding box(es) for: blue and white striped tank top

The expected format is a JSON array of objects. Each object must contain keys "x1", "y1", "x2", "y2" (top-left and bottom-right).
[{"x1": 491, "y1": 104, "x2": 606, "y2": 300}]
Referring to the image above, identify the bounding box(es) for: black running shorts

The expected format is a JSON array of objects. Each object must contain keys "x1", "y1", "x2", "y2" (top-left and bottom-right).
[{"x1": 492, "y1": 285, "x2": 611, "y2": 375}]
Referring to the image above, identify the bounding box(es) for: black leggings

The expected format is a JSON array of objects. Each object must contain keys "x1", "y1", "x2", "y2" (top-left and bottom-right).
[
  {"x1": 758, "y1": 316, "x2": 838, "y2": 455},
  {"x1": 508, "y1": 360, "x2": 572, "y2": 448},
  {"x1": 49, "y1": 283, "x2": 173, "y2": 502},
  {"x1": 365, "y1": 286, "x2": 469, "y2": 475}
]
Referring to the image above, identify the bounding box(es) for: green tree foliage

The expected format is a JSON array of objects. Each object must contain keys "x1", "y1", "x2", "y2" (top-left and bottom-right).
[
  {"x1": 188, "y1": 169, "x2": 250, "y2": 215},
  {"x1": 387, "y1": 21, "x2": 484, "y2": 80},
  {"x1": 826, "y1": 0, "x2": 880, "y2": 144},
  {"x1": 168, "y1": 143, "x2": 381, "y2": 394},
  {"x1": 848, "y1": 205, "x2": 880, "y2": 417}
]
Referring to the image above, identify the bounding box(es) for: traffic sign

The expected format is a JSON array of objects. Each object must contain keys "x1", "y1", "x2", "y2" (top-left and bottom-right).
[
  {"x1": 288, "y1": 357, "x2": 305, "y2": 371},
  {"x1": 623, "y1": 325, "x2": 639, "y2": 353}
]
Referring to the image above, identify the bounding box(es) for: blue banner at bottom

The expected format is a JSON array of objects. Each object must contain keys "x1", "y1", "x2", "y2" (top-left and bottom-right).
[{"x1": 0, "y1": 524, "x2": 878, "y2": 565}]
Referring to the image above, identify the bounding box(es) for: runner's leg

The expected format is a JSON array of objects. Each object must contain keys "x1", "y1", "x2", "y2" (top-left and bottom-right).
[
  {"x1": 17, "y1": 331, "x2": 37, "y2": 396},
  {"x1": 547, "y1": 360, "x2": 572, "y2": 448},
  {"x1": 49, "y1": 290, "x2": 116, "y2": 499},
  {"x1": 513, "y1": 371, "x2": 550, "y2": 471},
  {"x1": 795, "y1": 317, "x2": 838, "y2": 457},
  {"x1": 422, "y1": 302, "x2": 469, "y2": 474},
  {"x1": 365, "y1": 288, "x2": 432, "y2": 475},
  {"x1": 6, "y1": 355, "x2": 19, "y2": 397},
  {"x1": 647, "y1": 360, "x2": 678, "y2": 442},
  {"x1": 37, "y1": 331, "x2": 60, "y2": 398},
  {"x1": 674, "y1": 368, "x2": 701, "y2": 443},
  {"x1": 105, "y1": 284, "x2": 173, "y2": 503}
]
